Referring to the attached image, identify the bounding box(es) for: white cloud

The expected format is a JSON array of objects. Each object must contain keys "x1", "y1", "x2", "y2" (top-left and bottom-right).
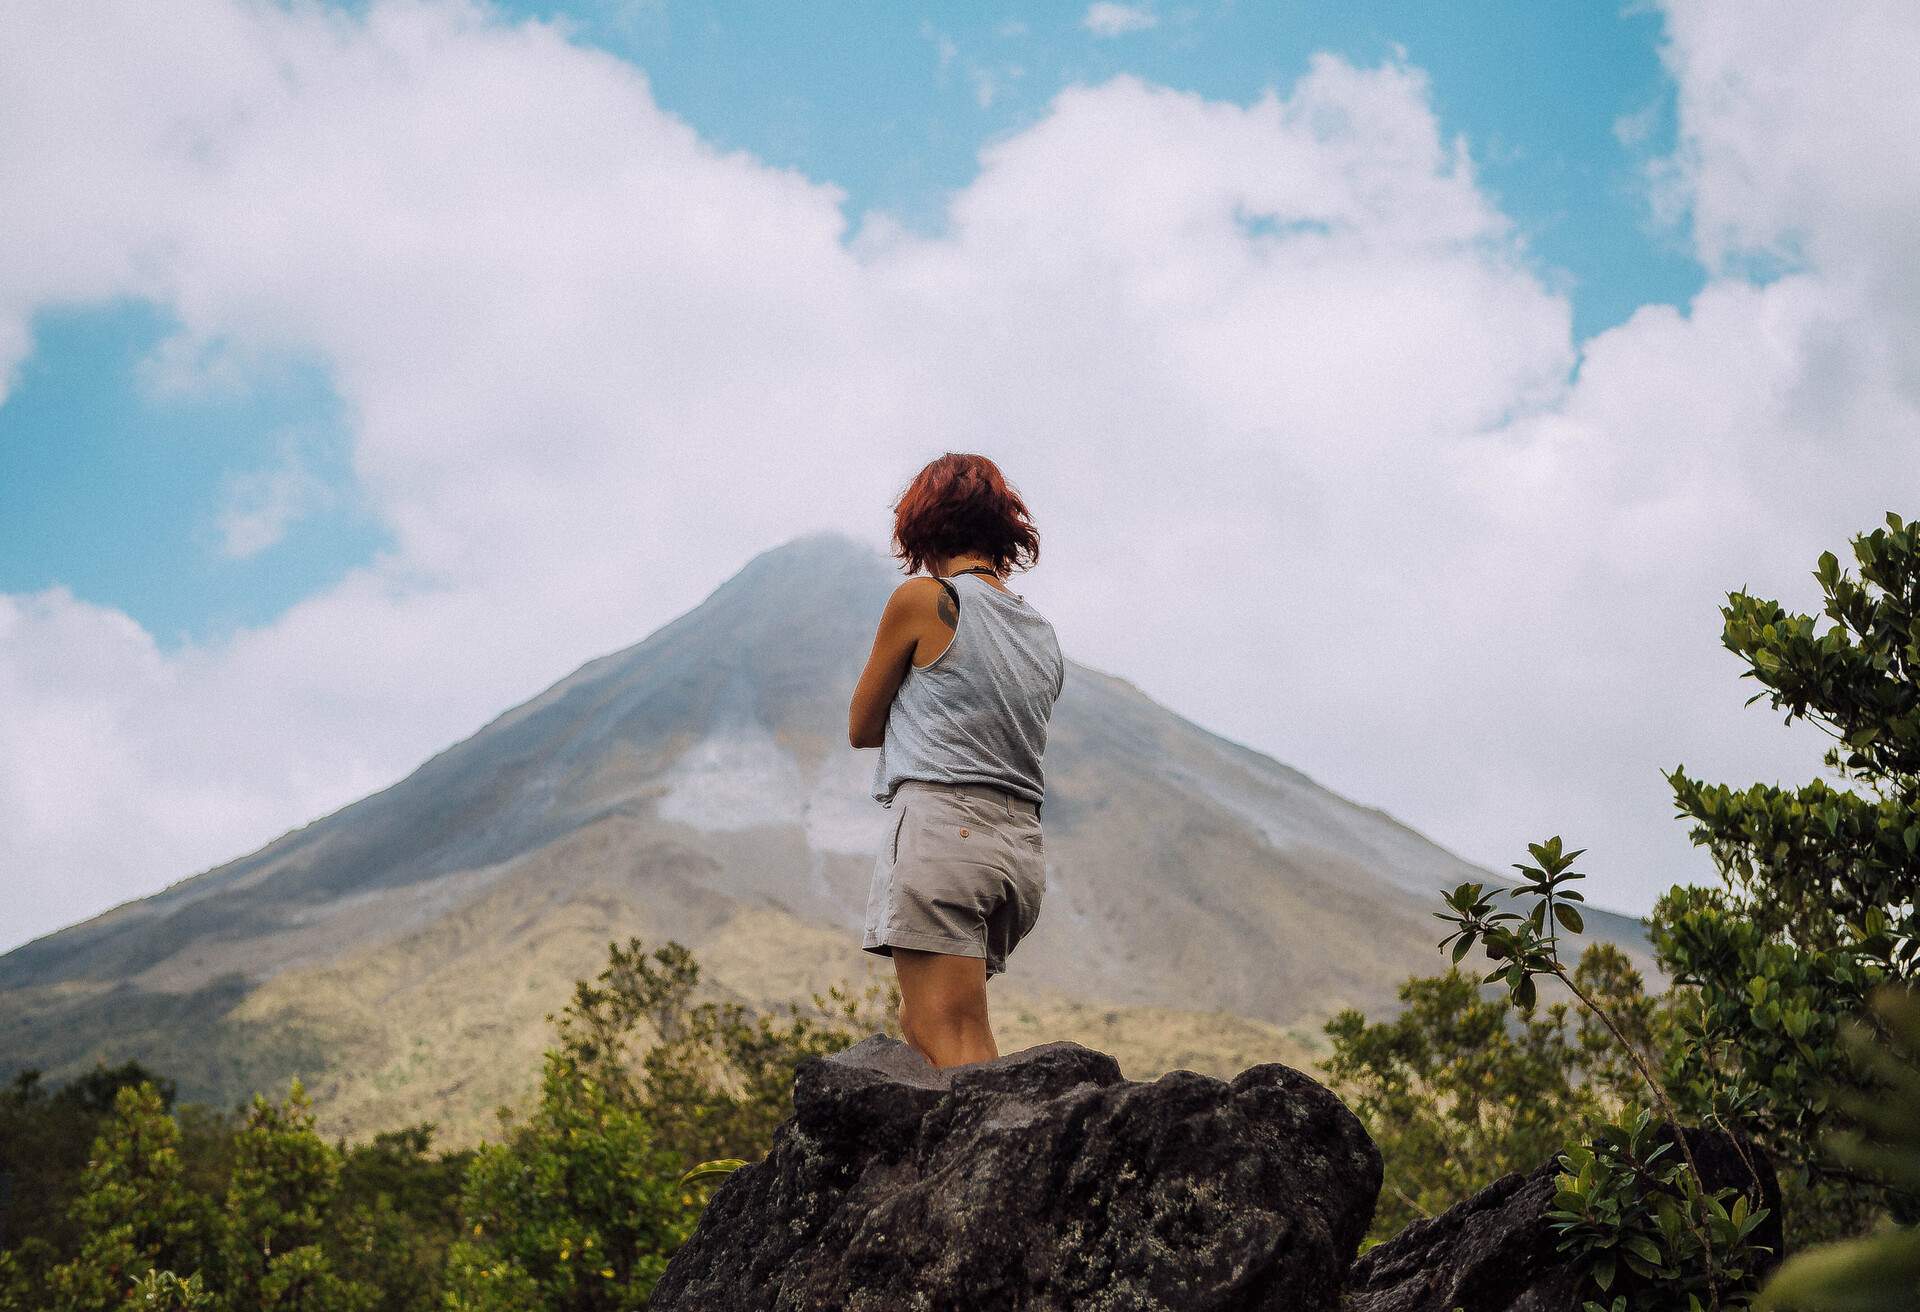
[
  {"x1": 216, "y1": 435, "x2": 336, "y2": 558},
  {"x1": 1611, "y1": 98, "x2": 1659, "y2": 149},
  {"x1": 1083, "y1": 3, "x2": 1158, "y2": 38},
  {"x1": 971, "y1": 67, "x2": 998, "y2": 109},
  {"x1": 0, "y1": 0, "x2": 1916, "y2": 953},
  {"x1": 921, "y1": 18, "x2": 958, "y2": 73}
]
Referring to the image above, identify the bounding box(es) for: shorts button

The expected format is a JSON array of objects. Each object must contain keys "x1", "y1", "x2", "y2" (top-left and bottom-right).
[{"x1": 959, "y1": 827, "x2": 970, "y2": 837}]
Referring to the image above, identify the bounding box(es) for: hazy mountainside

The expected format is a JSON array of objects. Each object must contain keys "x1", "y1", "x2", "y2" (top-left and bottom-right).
[{"x1": 0, "y1": 530, "x2": 1652, "y2": 1142}]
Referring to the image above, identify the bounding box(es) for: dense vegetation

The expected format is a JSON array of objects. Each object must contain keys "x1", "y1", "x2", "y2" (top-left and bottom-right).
[
  {"x1": 0, "y1": 944, "x2": 897, "y2": 1310},
  {"x1": 1325, "y1": 513, "x2": 1920, "y2": 1309},
  {"x1": 3, "y1": 514, "x2": 1915, "y2": 1309}
]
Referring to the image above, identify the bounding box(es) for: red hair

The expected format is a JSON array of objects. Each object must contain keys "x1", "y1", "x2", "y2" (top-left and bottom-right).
[{"x1": 888, "y1": 453, "x2": 1041, "y2": 577}]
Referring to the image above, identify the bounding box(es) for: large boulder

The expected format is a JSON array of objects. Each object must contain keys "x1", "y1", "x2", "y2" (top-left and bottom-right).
[
  {"x1": 1346, "y1": 1126, "x2": 1783, "y2": 1312},
  {"x1": 651, "y1": 1035, "x2": 1382, "y2": 1311}
]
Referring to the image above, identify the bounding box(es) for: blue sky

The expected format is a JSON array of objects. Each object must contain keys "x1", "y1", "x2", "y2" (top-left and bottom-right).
[
  {"x1": 0, "y1": 303, "x2": 387, "y2": 646},
  {"x1": 1, "y1": 0, "x2": 1698, "y2": 649}
]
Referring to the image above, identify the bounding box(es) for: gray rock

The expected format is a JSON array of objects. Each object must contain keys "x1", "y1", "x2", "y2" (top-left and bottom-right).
[
  {"x1": 1345, "y1": 1125, "x2": 1782, "y2": 1312},
  {"x1": 651, "y1": 1035, "x2": 1383, "y2": 1311}
]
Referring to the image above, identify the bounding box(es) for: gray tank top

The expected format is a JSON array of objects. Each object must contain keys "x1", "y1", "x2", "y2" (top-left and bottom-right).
[{"x1": 870, "y1": 571, "x2": 1065, "y2": 807}]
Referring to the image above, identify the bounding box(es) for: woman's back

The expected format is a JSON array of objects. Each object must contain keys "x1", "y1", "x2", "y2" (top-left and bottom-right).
[{"x1": 870, "y1": 571, "x2": 1064, "y2": 808}]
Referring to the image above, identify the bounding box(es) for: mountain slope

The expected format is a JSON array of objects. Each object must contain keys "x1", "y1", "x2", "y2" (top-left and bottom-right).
[{"x1": 0, "y1": 530, "x2": 1650, "y2": 1140}]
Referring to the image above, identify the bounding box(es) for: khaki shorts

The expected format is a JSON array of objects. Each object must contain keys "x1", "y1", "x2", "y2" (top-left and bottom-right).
[{"x1": 862, "y1": 779, "x2": 1047, "y2": 977}]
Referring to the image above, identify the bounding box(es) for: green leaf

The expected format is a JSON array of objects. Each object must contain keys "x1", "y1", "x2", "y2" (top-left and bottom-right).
[{"x1": 1624, "y1": 1234, "x2": 1666, "y2": 1267}]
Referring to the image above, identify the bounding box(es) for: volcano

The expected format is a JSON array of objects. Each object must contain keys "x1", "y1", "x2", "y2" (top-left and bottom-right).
[{"x1": 0, "y1": 530, "x2": 1649, "y2": 1141}]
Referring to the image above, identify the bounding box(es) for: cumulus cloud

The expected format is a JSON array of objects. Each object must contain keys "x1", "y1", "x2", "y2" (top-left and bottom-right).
[
  {"x1": 0, "y1": 0, "x2": 1915, "y2": 952},
  {"x1": 1083, "y1": 3, "x2": 1158, "y2": 38}
]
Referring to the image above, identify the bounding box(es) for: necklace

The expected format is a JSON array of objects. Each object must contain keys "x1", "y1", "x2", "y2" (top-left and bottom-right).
[{"x1": 947, "y1": 562, "x2": 1022, "y2": 602}]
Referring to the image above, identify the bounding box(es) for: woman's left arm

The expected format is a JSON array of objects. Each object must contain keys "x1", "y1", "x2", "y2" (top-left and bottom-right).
[{"x1": 849, "y1": 580, "x2": 934, "y2": 748}]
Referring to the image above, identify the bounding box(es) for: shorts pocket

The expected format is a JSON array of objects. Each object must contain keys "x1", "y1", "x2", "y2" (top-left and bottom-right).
[{"x1": 889, "y1": 799, "x2": 909, "y2": 864}]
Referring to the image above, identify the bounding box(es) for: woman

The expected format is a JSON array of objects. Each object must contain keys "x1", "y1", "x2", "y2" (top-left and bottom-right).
[{"x1": 848, "y1": 453, "x2": 1066, "y2": 1069}]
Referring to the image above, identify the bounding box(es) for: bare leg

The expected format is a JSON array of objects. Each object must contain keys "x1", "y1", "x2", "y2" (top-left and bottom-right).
[{"x1": 891, "y1": 947, "x2": 997, "y2": 1068}]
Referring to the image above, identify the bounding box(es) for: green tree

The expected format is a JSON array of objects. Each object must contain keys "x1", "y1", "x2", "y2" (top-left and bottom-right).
[
  {"x1": 218, "y1": 1079, "x2": 371, "y2": 1312},
  {"x1": 443, "y1": 937, "x2": 900, "y2": 1309},
  {"x1": 1659, "y1": 512, "x2": 1920, "y2": 1242},
  {"x1": 331, "y1": 1126, "x2": 473, "y2": 1312},
  {"x1": 441, "y1": 1049, "x2": 694, "y2": 1311},
  {"x1": 1322, "y1": 948, "x2": 1652, "y2": 1239},
  {"x1": 41, "y1": 1082, "x2": 213, "y2": 1312},
  {"x1": 636, "y1": 983, "x2": 901, "y2": 1172},
  {"x1": 551, "y1": 938, "x2": 899, "y2": 1172},
  {"x1": 0, "y1": 1062, "x2": 180, "y2": 1268}
]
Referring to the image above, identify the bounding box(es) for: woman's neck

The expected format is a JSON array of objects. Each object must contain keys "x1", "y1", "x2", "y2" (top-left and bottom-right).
[{"x1": 934, "y1": 552, "x2": 999, "y2": 578}]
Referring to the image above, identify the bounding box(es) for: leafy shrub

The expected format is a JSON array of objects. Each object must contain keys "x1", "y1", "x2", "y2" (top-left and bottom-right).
[
  {"x1": 1323, "y1": 948, "x2": 1650, "y2": 1239},
  {"x1": 1439, "y1": 838, "x2": 1775, "y2": 1309},
  {"x1": 1551, "y1": 1109, "x2": 1772, "y2": 1309}
]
